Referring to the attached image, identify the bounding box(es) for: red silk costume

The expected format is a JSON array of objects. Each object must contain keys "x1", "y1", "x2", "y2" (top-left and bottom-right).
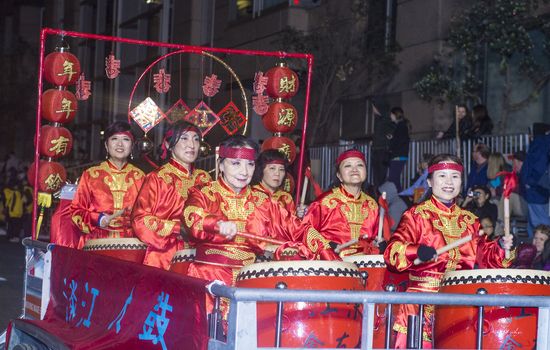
[
  {"x1": 251, "y1": 183, "x2": 296, "y2": 214},
  {"x1": 131, "y1": 158, "x2": 211, "y2": 269},
  {"x1": 301, "y1": 185, "x2": 383, "y2": 257},
  {"x1": 70, "y1": 160, "x2": 144, "y2": 248},
  {"x1": 384, "y1": 196, "x2": 515, "y2": 348}
]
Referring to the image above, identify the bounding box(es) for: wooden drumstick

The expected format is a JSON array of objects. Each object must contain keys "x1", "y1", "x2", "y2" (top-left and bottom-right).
[
  {"x1": 235, "y1": 231, "x2": 286, "y2": 246},
  {"x1": 377, "y1": 192, "x2": 387, "y2": 241},
  {"x1": 455, "y1": 105, "x2": 461, "y2": 157},
  {"x1": 413, "y1": 235, "x2": 472, "y2": 265},
  {"x1": 300, "y1": 175, "x2": 309, "y2": 207},
  {"x1": 335, "y1": 235, "x2": 368, "y2": 254},
  {"x1": 503, "y1": 183, "x2": 511, "y2": 259}
]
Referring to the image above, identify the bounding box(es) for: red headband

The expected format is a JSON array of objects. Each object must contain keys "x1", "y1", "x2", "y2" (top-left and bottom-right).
[
  {"x1": 336, "y1": 149, "x2": 366, "y2": 166},
  {"x1": 219, "y1": 146, "x2": 256, "y2": 160},
  {"x1": 161, "y1": 127, "x2": 200, "y2": 159},
  {"x1": 428, "y1": 162, "x2": 464, "y2": 174}
]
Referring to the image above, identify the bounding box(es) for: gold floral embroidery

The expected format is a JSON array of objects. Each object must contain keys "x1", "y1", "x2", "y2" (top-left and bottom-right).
[
  {"x1": 183, "y1": 205, "x2": 205, "y2": 231},
  {"x1": 71, "y1": 215, "x2": 90, "y2": 234},
  {"x1": 409, "y1": 274, "x2": 442, "y2": 289},
  {"x1": 87, "y1": 162, "x2": 144, "y2": 210},
  {"x1": 205, "y1": 246, "x2": 256, "y2": 265},
  {"x1": 389, "y1": 242, "x2": 408, "y2": 271},
  {"x1": 144, "y1": 215, "x2": 175, "y2": 237},
  {"x1": 306, "y1": 227, "x2": 330, "y2": 252}
]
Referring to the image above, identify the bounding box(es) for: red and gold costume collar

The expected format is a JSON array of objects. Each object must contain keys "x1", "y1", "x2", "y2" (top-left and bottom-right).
[
  {"x1": 106, "y1": 159, "x2": 128, "y2": 171},
  {"x1": 253, "y1": 182, "x2": 274, "y2": 195},
  {"x1": 336, "y1": 149, "x2": 366, "y2": 166},
  {"x1": 429, "y1": 195, "x2": 457, "y2": 213},
  {"x1": 218, "y1": 177, "x2": 251, "y2": 196},
  {"x1": 219, "y1": 146, "x2": 256, "y2": 160},
  {"x1": 428, "y1": 162, "x2": 463, "y2": 174},
  {"x1": 169, "y1": 157, "x2": 192, "y2": 175},
  {"x1": 339, "y1": 184, "x2": 363, "y2": 200}
]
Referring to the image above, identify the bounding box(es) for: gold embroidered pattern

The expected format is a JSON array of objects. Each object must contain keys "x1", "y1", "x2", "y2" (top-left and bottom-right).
[
  {"x1": 273, "y1": 191, "x2": 292, "y2": 206},
  {"x1": 502, "y1": 248, "x2": 517, "y2": 267},
  {"x1": 305, "y1": 227, "x2": 330, "y2": 252},
  {"x1": 71, "y1": 215, "x2": 90, "y2": 234},
  {"x1": 409, "y1": 274, "x2": 442, "y2": 290},
  {"x1": 144, "y1": 215, "x2": 175, "y2": 237},
  {"x1": 88, "y1": 162, "x2": 144, "y2": 210},
  {"x1": 183, "y1": 205, "x2": 205, "y2": 231},
  {"x1": 205, "y1": 246, "x2": 256, "y2": 266},
  {"x1": 389, "y1": 242, "x2": 409, "y2": 271},
  {"x1": 393, "y1": 324, "x2": 432, "y2": 342},
  {"x1": 159, "y1": 165, "x2": 211, "y2": 199}
]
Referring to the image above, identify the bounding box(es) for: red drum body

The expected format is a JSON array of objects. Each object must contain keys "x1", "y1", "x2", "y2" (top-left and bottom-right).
[
  {"x1": 169, "y1": 248, "x2": 196, "y2": 275},
  {"x1": 82, "y1": 238, "x2": 146, "y2": 263},
  {"x1": 435, "y1": 269, "x2": 550, "y2": 349},
  {"x1": 236, "y1": 260, "x2": 363, "y2": 348}
]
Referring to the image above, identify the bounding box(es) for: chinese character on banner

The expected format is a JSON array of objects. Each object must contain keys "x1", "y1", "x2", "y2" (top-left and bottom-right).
[
  {"x1": 218, "y1": 102, "x2": 246, "y2": 135},
  {"x1": 184, "y1": 101, "x2": 219, "y2": 135},
  {"x1": 61, "y1": 278, "x2": 100, "y2": 328},
  {"x1": 252, "y1": 94, "x2": 269, "y2": 115},
  {"x1": 253, "y1": 71, "x2": 268, "y2": 95},
  {"x1": 108, "y1": 287, "x2": 134, "y2": 334},
  {"x1": 55, "y1": 98, "x2": 76, "y2": 120},
  {"x1": 105, "y1": 53, "x2": 120, "y2": 79},
  {"x1": 153, "y1": 69, "x2": 171, "y2": 94},
  {"x1": 75, "y1": 73, "x2": 92, "y2": 100},
  {"x1": 57, "y1": 60, "x2": 77, "y2": 81},
  {"x1": 202, "y1": 74, "x2": 222, "y2": 97},
  {"x1": 129, "y1": 97, "x2": 166, "y2": 133},
  {"x1": 139, "y1": 292, "x2": 173, "y2": 350},
  {"x1": 165, "y1": 99, "x2": 191, "y2": 124},
  {"x1": 49, "y1": 136, "x2": 70, "y2": 155}
]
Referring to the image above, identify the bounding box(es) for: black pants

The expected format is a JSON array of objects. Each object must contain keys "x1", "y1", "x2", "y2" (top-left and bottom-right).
[
  {"x1": 6, "y1": 216, "x2": 23, "y2": 239},
  {"x1": 371, "y1": 149, "x2": 390, "y2": 190}
]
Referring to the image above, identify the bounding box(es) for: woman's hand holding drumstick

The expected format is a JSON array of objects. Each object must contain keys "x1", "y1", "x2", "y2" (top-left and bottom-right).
[{"x1": 413, "y1": 235, "x2": 473, "y2": 265}]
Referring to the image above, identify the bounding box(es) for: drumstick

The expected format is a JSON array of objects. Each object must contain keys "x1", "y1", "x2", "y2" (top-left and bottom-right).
[
  {"x1": 455, "y1": 105, "x2": 461, "y2": 157},
  {"x1": 377, "y1": 192, "x2": 387, "y2": 241},
  {"x1": 300, "y1": 175, "x2": 309, "y2": 206},
  {"x1": 503, "y1": 183, "x2": 511, "y2": 259},
  {"x1": 335, "y1": 235, "x2": 368, "y2": 254},
  {"x1": 413, "y1": 235, "x2": 472, "y2": 265},
  {"x1": 235, "y1": 231, "x2": 286, "y2": 246}
]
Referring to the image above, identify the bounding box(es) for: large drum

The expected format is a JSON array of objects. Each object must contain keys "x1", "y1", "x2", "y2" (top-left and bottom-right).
[
  {"x1": 236, "y1": 260, "x2": 363, "y2": 348},
  {"x1": 435, "y1": 269, "x2": 550, "y2": 349},
  {"x1": 82, "y1": 237, "x2": 147, "y2": 263},
  {"x1": 169, "y1": 248, "x2": 196, "y2": 275}
]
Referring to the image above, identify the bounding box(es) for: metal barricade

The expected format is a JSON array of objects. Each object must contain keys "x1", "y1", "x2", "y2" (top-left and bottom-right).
[{"x1": 207, "y1": 283, "x2": 550, "y2": 350}]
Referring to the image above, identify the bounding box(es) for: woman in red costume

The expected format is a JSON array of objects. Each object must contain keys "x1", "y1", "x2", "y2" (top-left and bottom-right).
[
  {"x1": 70, "y1": 121, "x2": 145, "y2": 248},
  {"x1": 384, "y1": 153, "x2": 516, "y2": 348},
  {"x1": 301, "y1": 149, "x2": 385, "y2": 258},
  {"x1": 251, "y1": 149, "x2": 296, "y2": 214},
  {"x1": 131, "y1": 121, "x2": 211, "y2": 269}
]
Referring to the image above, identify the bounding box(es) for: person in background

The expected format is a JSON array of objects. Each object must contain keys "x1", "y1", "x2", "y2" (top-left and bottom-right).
[
  {"x1": 497, "y1": 150, "x2": 528, "y2": 224},
  {"x1": 384, "y1": 153, "x2": 515, "y2": 348},
  {"x1": 70, "y1": 121, "x2": 145, "y2": 248},
  {"x1": 379, "y1": 181, "x2": 408, "y2": 231},
  {"x1": 388, "y1": 107, "x2": 410, "y2": 192},
  {"x1": 480, "y1": 216, "x2": 497, "y2": 240},
  {"x1": 400, "y1": 153, "x2": 433, "y2": 204},
  {"x1": 465, "y1": 143, "x2": 490, "y2": 194},
  {"x1": 131, "y1": 121, "x2": 211, "y2": 270},
  {"x1": 436, "y1": 104, "x2": 472, "y2": 140},
  {"x1": 513, "y1": 224, "x2": 550, "y2": 269},
  {"x1": 4, "y1": 172, "x2": 24, "y2": 243},
  {"x1": 462, "y1": 185, "x2": 498, "y2": 225},
  {"x1": 486, "y1": 152, "x2": 509, "y2": 200},
  {"x1": 371, "y1": 107, "x2": 395, "y2": 189},
  {"x1": 301, "y1": 149, "x2": 385, "y2": 257},
  {"x1": 468, "y1": 104, "x2": 493, "y2": 139}
]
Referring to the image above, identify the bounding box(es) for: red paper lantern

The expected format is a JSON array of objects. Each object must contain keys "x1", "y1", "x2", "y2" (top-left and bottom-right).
[
  {"x1": 39, "y1": 125, "x2": 73, "y2": 158},
  {"x1": 282, "y1": 173, "x2": 295, "y2": 194},
  {"x1": 262, "y1": 101, "x2": 298, "y2": 133},
  {"x1": 262, "y1": 136, "x2": 297, "y2": 164},
  {"x1": 41, "y1": 89, "x2": 78, "y2": 123},
  {"x1": 27, "y1": 160, "x2": 67, "y2": 193},
  {"x1": 265, "y1": 63, "x2": 299, "y2": 99},
  {"x1": 44, "y1": 51, "x2": 81, "y2": 86}
]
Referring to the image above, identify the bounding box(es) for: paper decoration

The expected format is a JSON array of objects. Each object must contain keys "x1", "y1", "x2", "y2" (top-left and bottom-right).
[
  {"x1": 252, "y1": 94, "x2": 269, "y2": 115},
  {"x1": 218, "y1": 102, "x2": 246, "y2": 135},
  {"x1": 253, "y1": 71, "x2": 268, "y2": 95},
  {"x1": 105, "y1": 53, "x2": 120, "y2": 79},
  {"x1": 153, "y1": 69, "x2": 171, "y2": 94},
  {"x1": 75, "y1": 73, "x2": 92, "y2": 101},
  {"x1": 129, "y1": 97, "x2": 166, "y2": 133},
  {"x1": 184, "y1": 101, "x2": 219, "y2": 135},
  {"x1": 202, "y1": 74, "x2": 222, "y2": 97},
  {"x1": 165, "y1": 99, "x2": 191, "y2": 124}
]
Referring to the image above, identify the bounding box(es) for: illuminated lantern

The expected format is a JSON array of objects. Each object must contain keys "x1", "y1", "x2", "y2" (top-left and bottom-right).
[
  {"x1": 282, "y1": 173, "x2": 295, "y2": 194},
  {"x1": 41, "y1": 89, "x2": 78, "y2": 123},
  {"x1": 27, "y1": 160, "x2": 67, "y2": 193},
  {"x1": 262, "y1": 100, "x2": 298, "y2": 133},
  {"x1": 44, "y1": 51, "x2": 81, "y2": 86},
  {"x1": 262, "y1": 136, "x2": 296, "y2": 163},
  {"x1": 39, "y1": 125, "x2": 73, "y2": 158},
  {"x1": 265, "y1": 63, "x2": 299, "y2": 99}
]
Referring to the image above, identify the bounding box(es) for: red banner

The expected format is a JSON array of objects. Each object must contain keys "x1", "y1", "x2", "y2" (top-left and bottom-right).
[{"x1": 27, "y1": 246, "x2": 208, "y2": 349}]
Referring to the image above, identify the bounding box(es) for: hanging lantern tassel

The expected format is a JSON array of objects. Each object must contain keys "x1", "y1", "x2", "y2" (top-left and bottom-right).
[{"x1": 36, "y1": 192, "x2": 53, "y2": 240}]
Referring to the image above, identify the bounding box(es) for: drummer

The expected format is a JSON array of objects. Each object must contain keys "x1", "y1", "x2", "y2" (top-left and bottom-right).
[
  {"x1": 301, "y1": 149, "x2": 386, "y2": 258},
  {"x1": 384, "y1": 153, "x2": 516, "y2": 348},
  {"x1": 182, "y1": 135, "x2": 311, "y2": 309},
  {"x1": 251, "y1": 149, "x2": 307, "y2": 217},
  {"x1": 70, "y1": 121, "x2": 145, "y2": 248},
  {"x1": 131, "y1": 121, "x2": 210, "y2": 270}
]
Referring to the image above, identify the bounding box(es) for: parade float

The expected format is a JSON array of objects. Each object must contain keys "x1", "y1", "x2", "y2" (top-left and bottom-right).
[{"x1": 3, "y1": 28, "x2": 550, "y2": 350}]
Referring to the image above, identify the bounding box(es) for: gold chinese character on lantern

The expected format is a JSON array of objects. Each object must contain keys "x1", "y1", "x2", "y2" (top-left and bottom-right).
[
  {"x1": 279, "y1": 76, "x2": 296, "y2": 94},
  {"x1": 56, "y1": 98, "x2": 75, "y2": 119},
  {"x1": 57, "y1": 60, "x2": 77, "y2": 81},
  {"x1": 49, "y1": 136, "x2": 70, "y2": 155},
  {"x1": 278, "y1": 144, "x2": 291, "y2": 159},
  {"x1": 45, "y1": 173, "x2": 63, "y2": 191},
  {"x1": 277, "y1": 108, "x2": 295, "y2": 127}
]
